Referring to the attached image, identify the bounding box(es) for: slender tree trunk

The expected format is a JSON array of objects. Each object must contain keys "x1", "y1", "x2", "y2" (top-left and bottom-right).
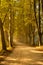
[
  {"x1": 10, "y1": 29, "x2": 13, "y2": 47},
  {"x1": 38, "y1": 0, "x2": 42, "y2": 45},
  {"x1": 0, "y1": 18, "x2": 7, "y2": 50},
  {"x1": 9, "y1": 4, "x2": 14, "y2": 47},
  {"x1": 42, "y1": 0, "x2": 43, "y2": 11}
]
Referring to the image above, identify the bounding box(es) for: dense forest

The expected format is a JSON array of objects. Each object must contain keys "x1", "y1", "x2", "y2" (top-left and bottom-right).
[{"x1": 0, "y1": 0, "x2": 43, "y2": 52}]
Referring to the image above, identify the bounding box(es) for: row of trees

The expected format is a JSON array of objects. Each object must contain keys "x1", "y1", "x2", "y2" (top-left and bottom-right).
[
  {"x1": 0, "y1": 0, "x2": 15, "y2": 51},
  {"x1": 0, "y1": 0, "x2": 43, "y2": 51}
]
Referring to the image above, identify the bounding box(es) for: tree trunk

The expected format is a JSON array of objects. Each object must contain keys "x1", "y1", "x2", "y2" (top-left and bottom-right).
[
  {"x1": 10, "y1": 30, "x2": 13, "y2": 47},
  {"x1": 38, "y1": 0, "x2": 42, "y2": 45},
  {"x1": 42, "y1": 0, "x2": 43, "y2": 11},
  {"x1": 0, "y1": 18, "x2": 7, "y2": 50},
  {"x1": 9, "y1": 4, "x2": 14, "y2": 47},
  {"x1": 34, "y1": 0, "x2": 42, "y2": 45}
]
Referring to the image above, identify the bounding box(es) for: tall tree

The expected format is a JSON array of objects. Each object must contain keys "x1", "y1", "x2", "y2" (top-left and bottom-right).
[
  {"x1": 34, "y1": 0, "x2": 43, "y2": 45},
  {"x1": 0, "y1": 18, "x2": 7, "y2": 51}
]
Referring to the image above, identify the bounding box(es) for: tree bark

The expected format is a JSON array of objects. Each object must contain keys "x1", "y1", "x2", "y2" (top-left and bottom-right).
[
  {"x1": 10, "y1": 30, "x2": 13, "y2": 47},
  {"x1": 34, "y1": 0, "x2": 42, "y2": 45},
  {"x1": 9, "y1": 4, "x2": 14, "y2": 47},
  {"x1": 0, "y1": 18, "x2": 7, "y2": 50}
]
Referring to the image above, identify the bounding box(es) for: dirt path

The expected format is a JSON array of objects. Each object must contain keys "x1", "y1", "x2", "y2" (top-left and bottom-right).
[{"x1": 0, "y1": 46, "x2": 43, "y2": 65}]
